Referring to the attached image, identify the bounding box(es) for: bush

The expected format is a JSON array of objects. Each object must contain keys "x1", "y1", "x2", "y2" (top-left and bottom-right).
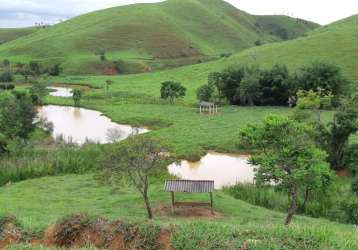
[
  {"x1": 0, "y1": 83, "x2": 15, "y2": 90},
  {"x1": 48, "y1": 64, "x2": 62, "y2": 76},
  {"x1": 0, "y1": 72, "x2": 14, "y2": 82},
  {"x1": 160, "y1": 81, "x2": 186, "y2": 103},
  {"x1": 196, "y1": 84, "x2": 214, "y2": 102},
  {"x1": 340, "y1": 198, "x2": 358, "y2": 224}
]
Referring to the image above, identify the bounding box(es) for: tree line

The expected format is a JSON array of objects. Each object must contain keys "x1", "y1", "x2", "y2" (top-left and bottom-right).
[{"x1": 197, "y1": 62, "x2": 348, "y2": 106}]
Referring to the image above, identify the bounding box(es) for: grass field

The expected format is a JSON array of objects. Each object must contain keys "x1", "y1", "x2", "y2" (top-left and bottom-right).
[
  {"x1": 0, "y1": 0, "x2": 318, "y2": 74},
  {"x1": 1, "y1": 174, "x2": 357, "y2": 249}
]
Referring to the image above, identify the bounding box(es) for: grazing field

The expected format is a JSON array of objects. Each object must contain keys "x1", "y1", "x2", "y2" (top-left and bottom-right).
[
  {"x1": 0, "y1": 0, "x2": 318, "y2": 74},
  {"x1": 1, "y1": 174, "x2": 357, "y2": 249}
]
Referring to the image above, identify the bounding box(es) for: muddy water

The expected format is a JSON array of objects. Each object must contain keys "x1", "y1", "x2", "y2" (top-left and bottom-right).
[
  {"x1": 48, "y1": 87, "x2": 73, "y2": 97},
  {"x1": 168, "y1": 152, "x2": 257, "y2": 189},
  {"x1": 37, "y1": 105, "x2": 148, "y2": 144}
]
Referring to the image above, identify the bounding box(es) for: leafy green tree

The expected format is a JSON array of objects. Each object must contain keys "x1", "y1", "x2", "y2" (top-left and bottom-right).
[
  {"x1": 259, "y1": 65, "x2": 291, "y2": 106},
  {"x1": 196, "y1": 84, "x2": 214, "y2": 102},
  {"x1": 0, "y1": 91, "x2": 37, "y2": 141},
  {"x1": 72, "y1": 89, "x2": 83, "y2": 107},
  {"x1": 239, "y1": 67, "x2": 261, "y2": 106},
  {"x1": 239, "y1": 115, "x2": 333, "y2": 225},
  {"x1": 325, "y1": 96, "x2": 358, "y2": 170},
  {"x1": 160, "y1": 81, "x2": 186, "y2": 103},
  {"x1": 3, "y1": 59, "x2": 10, "y2": 68},
  {"x1": 48, "y1": 64, "x2": 62, "y2": 76},
  {"x1": 101, "y1": 136, "x2": 172, "y2": 219},
  {"x1": 294, "y1": 62, "x2": 348, "y2": 100},
  {"x1": 0, "y1": 72, "x2": 14, "y2": 82},
  {"x1": 29, "y1": 61, "x2": 41, "y2": 77},
  {"x1": 30, "y1": 82, "x2": 48, "y2": 104}
]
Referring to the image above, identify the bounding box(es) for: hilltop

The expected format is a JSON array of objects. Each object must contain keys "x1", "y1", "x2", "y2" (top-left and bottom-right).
[{"x1": 0, "y1": 0, "x2": 318, "y2": 74}]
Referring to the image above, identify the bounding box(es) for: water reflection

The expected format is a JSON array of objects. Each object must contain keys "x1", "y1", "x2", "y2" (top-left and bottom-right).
[
  {"x1": 37, "y1": 105, "x2": 148, "y2": 144},
  {"x1": 168, "y1": 152, "x2": 257, "y2": 189}
]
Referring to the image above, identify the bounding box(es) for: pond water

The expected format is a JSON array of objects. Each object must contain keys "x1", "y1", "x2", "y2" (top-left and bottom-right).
[
  {"x1": 168, "y1": 152, "x2": 257, "y2": 189},
  {"x1": 48, "y1": 87, "x2": 73, "y2": 97},
  {"x1": 37, "y1": 105, "x2": 148, "y2": 144}
]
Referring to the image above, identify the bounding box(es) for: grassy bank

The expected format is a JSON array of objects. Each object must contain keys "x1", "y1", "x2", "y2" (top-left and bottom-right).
[{"x1": 0, "y1": 174, "x2": 357, "y2": 249}]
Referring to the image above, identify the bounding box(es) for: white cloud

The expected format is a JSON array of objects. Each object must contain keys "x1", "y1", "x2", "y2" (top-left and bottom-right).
[{"x1": 0, "y1": 0, "x2": 357, "y2": 28}]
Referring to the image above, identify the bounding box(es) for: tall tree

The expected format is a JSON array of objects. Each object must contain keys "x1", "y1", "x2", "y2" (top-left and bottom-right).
[{"x1": 239, "y1": 115, "x2": 333, "y2": 225}]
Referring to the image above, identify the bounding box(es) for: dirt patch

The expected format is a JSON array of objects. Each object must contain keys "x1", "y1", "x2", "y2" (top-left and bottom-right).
[
  {"x1": 0, "y1": 214, "x2": 174, "y2": 249},
  {"x1": 154, "y1": 205, "x2": 224, "y2": 219}
]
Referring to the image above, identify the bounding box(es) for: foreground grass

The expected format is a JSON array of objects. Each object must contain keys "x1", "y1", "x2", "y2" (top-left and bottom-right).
[{"x1": 0, "y1": 174, "x2": 357, "y2": 249}]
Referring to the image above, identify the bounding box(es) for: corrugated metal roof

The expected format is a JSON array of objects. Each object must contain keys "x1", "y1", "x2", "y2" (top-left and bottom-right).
[{"x1": 164, "y1": 180, "x2": 214, "y2": 193}]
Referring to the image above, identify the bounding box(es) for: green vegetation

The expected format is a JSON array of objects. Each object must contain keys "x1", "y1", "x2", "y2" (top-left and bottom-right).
[
  {"x1": 0, "y1": 28, "x2": 37, "y2": 45},
  {"x1": 239, "y1": 115, "x2": 333, "y2": 224},
  {"x1": 0, "y1": 0, "x2": 318, "y2": 74}
]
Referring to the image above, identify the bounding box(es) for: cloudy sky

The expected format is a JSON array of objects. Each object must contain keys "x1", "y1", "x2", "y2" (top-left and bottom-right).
[{"x1": 1, "y1": 0, "x2": 358, "y2": 28}]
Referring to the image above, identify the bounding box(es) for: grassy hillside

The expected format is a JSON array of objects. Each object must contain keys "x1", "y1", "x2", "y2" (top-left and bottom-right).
[
  {"x1": 0, "y1": 0, "x2": 318, "y2": 74},
  {"x1": 51, "y1": 14, "x2": 358, "y2": 98},
  {"x1": 0, "y1": 27, "x2": 37, "y2": 45}
]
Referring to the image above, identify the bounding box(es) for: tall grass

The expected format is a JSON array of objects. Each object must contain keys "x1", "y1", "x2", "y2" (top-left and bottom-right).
[
  {"x1": 226, "y1": 182, "x2": 358, "y2": 225},
  {"x1": 0, "y1": 144, "x2": 103, "y2": 185}
]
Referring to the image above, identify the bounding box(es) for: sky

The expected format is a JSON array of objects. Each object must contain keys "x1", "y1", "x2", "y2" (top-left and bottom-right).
[{"x1": 0, "y1": 0, "x2": 358, "y2": 28}]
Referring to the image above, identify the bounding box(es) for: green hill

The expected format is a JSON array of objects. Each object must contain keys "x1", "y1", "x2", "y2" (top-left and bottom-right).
[
  {"x1": 0, "y1": 0, "x2": 318, "y2": 74},
  {"x1": 0, "y1": 27, "x2": 37, "y2": 45},
  {"x1": 55, "y1": 14, "x2": 358, "y2": 101}
]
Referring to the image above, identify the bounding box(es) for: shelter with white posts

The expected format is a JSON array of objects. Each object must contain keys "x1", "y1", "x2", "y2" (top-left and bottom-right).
[{"x1": 199, "y1": 101, "x2": 218, "y2": 115}]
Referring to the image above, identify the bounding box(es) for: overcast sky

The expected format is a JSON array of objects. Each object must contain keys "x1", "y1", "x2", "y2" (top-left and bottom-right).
[{"x1": 1, "y1": 0, "x2": 358, "y2": 28}]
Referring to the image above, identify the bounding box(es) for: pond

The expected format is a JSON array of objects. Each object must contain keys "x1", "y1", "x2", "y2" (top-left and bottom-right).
[
  {"x1": 168, "y1": 152, "x2": 257, "y2": 189},
  {"x1": 48, "y1": 87, "x2": 73, "y2": 97},
  {"x1": 37, "y1": 105, "x2": 149, "y2": 144}
]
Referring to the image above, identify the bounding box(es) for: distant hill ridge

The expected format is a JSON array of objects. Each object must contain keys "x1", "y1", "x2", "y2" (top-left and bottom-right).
[{"x1": 0, "y1": 0, "x2": 318, "y2": 74}]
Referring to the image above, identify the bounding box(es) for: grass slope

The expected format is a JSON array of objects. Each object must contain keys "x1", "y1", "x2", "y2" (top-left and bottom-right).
[
  {"x1": 0, "y1": 0, "x2": 318, "y2": 74},
  {"x1": 1, "y1": 174, "x2": 357, "y2": 249},
  {"x1": 0, "y1": 27, "x2": 37, "y2": 45},
  {"x1": 52, "y1": 14, "x2": 358, "y2": 96}
]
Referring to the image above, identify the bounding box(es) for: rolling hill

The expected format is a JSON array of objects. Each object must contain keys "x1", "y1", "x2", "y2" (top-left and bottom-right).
[
  {"x1": 55, "y1": 13, "x2": 358, "y2": 101},
  {"x1": 0, "y1": 0, "x2": 318, "y2": 74},
  {"x1": 0, "y1": 27, "x2": 37, "y2": 45}
]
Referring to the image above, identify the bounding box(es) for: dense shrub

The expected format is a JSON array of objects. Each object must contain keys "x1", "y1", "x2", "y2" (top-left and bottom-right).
[
  {"x1": 0, "y1": 71, "x2": 14, "y2": 82},
  {"x1": 196, "y1": 84, "x2": 214, "y2": 102},
  {"x1": 0, "y1": 83, "x2": 15, "y2": 90},
  {"x1": 48, "y1": 64, "x2": 62, "y2": 76},
  {"x1": 160, "y1": 81, "x2": 186, "y2": 103}
]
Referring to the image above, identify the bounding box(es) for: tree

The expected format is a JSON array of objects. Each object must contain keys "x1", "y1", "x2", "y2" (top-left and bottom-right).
[
  {"x1": 294, "y1": 62, "x2": 348, "y2": 101},
  {"x1": 196, "y1": 84, "x2": 214, "y2": 102},
  {"x1": 0, "y1": 72, "x2": 14, "y2": 82},
  {"x1": 105, "y1": 79, "x2": 113, "y2": 98},
  {"x1": 72, "y1": 89, "x2": 83, "y2": 107},
  {"x1": 239, "y1": 67, "x2": 261, "y2": 106},
  {"x1": 239, "y1": 115, "x2": 333, "y2": 225},
  {"x1": 325, "y1": 96, "x2": 358, "y2": 170},
  {"x1": 29, "y1": 61, "x2": 41, "y2": 77},
  {"x1": 0, "y1": 91, "x2": 37, "y2": 141},
  {"x1": 3, "y1": 59, "x2": 10, "y2": 68},
  {"x1": 160, "y1": 81, "x2": 186, "y2": 103},
  {"x1": 48, "y1": 64, "x2": 62, "y2": 76},
  {"x1": 30, "y1": 82, "x2": 48, "y2": 104},
  {"x1": 259, "y1": 65, "x2": 291, "y2": 106},
  {"x1": 102, "y1": 136, "x2": 172, "y2": 219}
]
